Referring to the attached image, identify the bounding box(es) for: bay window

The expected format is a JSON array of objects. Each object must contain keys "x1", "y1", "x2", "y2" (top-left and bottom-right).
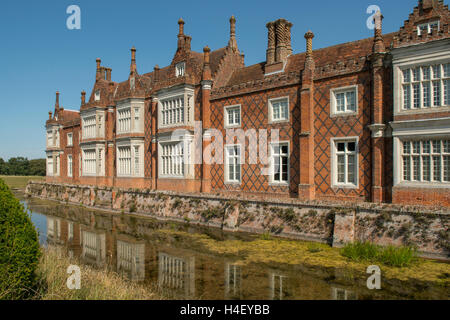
[
  {"x1": 401, "y1": 63, "x2": 450, "y2": 110},
  {"x1": 401, "y1": 139, "x2": 450, "y2": 183}
]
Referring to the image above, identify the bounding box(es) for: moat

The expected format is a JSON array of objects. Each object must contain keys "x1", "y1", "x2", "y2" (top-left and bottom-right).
[{"x1": 19, "y1": 192, "x2": 450, "y2": 300}]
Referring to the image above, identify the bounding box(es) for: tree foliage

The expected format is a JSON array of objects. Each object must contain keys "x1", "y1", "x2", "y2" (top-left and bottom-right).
[
  {"x1": 0, "y1": 178, "x2": 41, "y2": 299},
  {"x1": 0, "y1": 157, "x2": 45, "y2": 176}
]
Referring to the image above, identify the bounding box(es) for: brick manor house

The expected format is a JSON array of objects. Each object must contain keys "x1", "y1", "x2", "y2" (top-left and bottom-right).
[{"x1": 45, "y1": 0, "x2": 450, "y2": 207}]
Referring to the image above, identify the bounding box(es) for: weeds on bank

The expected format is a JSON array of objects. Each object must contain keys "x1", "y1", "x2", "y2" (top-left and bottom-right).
[
  {"x1": 33, "y1": 246, "x2": 162, "y2": 300},
  {"x1": 341, "y1": 241, "x2": 418, "y2": 267}
]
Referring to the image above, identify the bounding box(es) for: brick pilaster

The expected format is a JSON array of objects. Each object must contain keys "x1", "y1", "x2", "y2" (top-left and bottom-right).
[{"x1": 298, "y1": 31, "x2": 316, "y2": 200}]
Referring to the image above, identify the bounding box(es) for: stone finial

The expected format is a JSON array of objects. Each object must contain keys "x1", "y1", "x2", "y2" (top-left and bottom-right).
[
  {"x1": 49, "y1": 111, "x2": 52, "y2": 120},
  {"x1": 373, "y1": 11, "x2": 386, "y2": 54},
  {"x1": 81, "y1": 91, "x2": 86, "y2": 106},
  {"x1": 228, "y1": 15, "x2": 238, "y2": 50},
  {"x1": 305, "y1": 31, "x2": 314, "y2": 58},
  {"x1": 178, "y1": 18, "x2": 185, "y2": 35}
]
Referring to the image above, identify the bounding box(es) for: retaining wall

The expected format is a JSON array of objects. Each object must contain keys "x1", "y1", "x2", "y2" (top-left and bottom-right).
[{"x1": 26, "y1": 181, "x2": 450, "y2": 259}]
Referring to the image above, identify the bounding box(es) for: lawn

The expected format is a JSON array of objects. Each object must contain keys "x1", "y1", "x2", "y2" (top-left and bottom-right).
[{"x1": 0, "y1": 175, "x2": 45, "y2": 190}]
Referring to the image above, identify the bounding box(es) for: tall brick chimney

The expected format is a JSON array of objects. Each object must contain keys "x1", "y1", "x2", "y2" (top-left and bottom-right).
[
  {"x1": 55, "y1": 91, "x2": 60, "y2": 110},
  {"x1": 130, "y1": 46, "x2": 137, "y2": 75},
  {"x1": 265, "y1": 19, "x2": 293, "y2": 74},
  {"x1": 96, "y1": 58, "x2": 102, "y2": 81},
  {"x1": 421, "y1": 0, "x2": 438, "y2": 10}
]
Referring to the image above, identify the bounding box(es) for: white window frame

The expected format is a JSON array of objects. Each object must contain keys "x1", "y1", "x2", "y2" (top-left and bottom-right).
[
  {"x1": 116, "y1": 99, "x2": 144, "y2": 134},
  {"x1": 157, "y1": 133, "x2": 194, "y2": 179},
  {"x1": 94, "y1": 90, "x2": 100, "y2": 101},
  {"x1": 67, "y1": 132, "x2": 73, "y2": 147},
  {"x1": 116, "y1": 140, "x2": 145, "y2": 178},
  {"x1": 268, "y1": 97, "x2": 289, "y2": 123},
  {"x1": 225, "y1": 144, "x2": 242, "y2": 184},
  {"x1": 176, "y1": 62, "x2": 186, "y2": 77},
  {"x1": 269, "y1": 141, "x2": 290, "y2": 185},
  {"x1": 330, "y1": 85, "x2": 358, "y2": 116},
  {"x1": 224, "y1": 105, "x2": 241, "y2": 128},
  {"x1": 400, "y1": 139, "x2": 450, "y2": 184},
  {"x1": 47, "y1": 155, "x2": 53, "y2": 176},
  {"x1": 67, "y1": 154, "x2": 73, "y2": 177},
  {"x1": 417, "y1": 20, "x2": 440, "y2": 36},
  {"x1": 157, "y1": 86, "x2": 194, "y2": 129},
  {"x1": 400, "y1": 63, "x2": 450, "y2": 111},
  {"x1": 331, "y1": 137, "x2": 359, "y2": 189}
]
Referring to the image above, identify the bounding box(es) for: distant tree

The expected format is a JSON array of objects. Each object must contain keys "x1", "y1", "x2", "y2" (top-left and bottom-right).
[
  {"x1": 7, "y1": 158, "x2": 30, "y2": 176},
  {"x1": 0, "y1": 158, "x2": 6, "y2": 175},
  {"x1": 28, "y1": 159, "x2": 46, "y2": 176}
]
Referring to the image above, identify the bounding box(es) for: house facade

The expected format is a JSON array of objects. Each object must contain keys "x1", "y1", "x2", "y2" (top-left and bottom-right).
[{"x1": 45, "y1": 0, "x2": 450, "y2": 207}]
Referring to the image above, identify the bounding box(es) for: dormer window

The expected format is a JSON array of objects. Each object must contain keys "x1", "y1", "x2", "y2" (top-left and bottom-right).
[
  {"x1": 94, "y1": 90, "x2": 100, "y2": 101},
  {"x1": 176, "y1": 62, "x2": 185, "y2": 77},
  {"x1": 417, "y1": 20, "x2": 440, "y2": 36}
]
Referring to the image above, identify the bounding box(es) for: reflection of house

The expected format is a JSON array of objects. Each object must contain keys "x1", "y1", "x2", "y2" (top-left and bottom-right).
[
  {"x1": 225, "y1": 263, "x2": 242, "y2": 299},
  {"x1": 331, "y1": 287, "x2": 358, "y2": 300},
  {"x1": 117, "y1": 239, "x2": 145, "y2": 281},
  {"x1": 46, "y1": 217, "x2": 62, "y2": 244},
  {"x1": 269, "y1": 273, "x2": 292, "y2": 300},
  {"x1": 158, "y1": 252, "x2": 195, "y2": 298},
  {"x1": 81, "y1": 230, "x2": 106, "y2": 266}
]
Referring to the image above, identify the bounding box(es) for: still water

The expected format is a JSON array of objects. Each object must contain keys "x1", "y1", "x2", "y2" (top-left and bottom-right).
[{"x1": 19, "y1": 193, "x2": 449, "y2": 300}]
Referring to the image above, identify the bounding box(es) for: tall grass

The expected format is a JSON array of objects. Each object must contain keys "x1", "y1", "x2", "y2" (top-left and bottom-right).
[
  {"x1": 33, "y1": 246, "x2": 162, "y2": 300},
  {"x1": 341, "y1": 241, "x2": 417, "y2": 267}
]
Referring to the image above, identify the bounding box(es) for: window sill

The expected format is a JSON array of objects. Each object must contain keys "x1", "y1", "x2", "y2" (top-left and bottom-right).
[
  {"x1": 268, "y1": 119, "x2": 289, "y2": 125},
  {"x1": 269, "y1": 182, "x2": 289, "y2": 187},
  {"x1": 332, "y1": 184, "x2": 358, "y2": 190},
  {"x1": 224, "y1": 124, "x2": 242, "y2": 129},
  {"x1": 331, "y1": 111, "x2": 358, "y2": 118},
  {"x1": 225, "y1": 181, "x2": 241, "y2": 186},
  {"x1": 394, "y1": 181, "x2": 450, "y2": 189}
]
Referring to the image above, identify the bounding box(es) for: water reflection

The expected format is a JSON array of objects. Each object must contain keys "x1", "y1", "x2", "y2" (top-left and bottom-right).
[{"x1": 19, "y1": 194, "x2": 449, "y2": 300}]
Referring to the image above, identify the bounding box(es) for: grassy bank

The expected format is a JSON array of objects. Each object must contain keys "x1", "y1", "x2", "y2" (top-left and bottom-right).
[
  {"x1": 34, "y1": 247, "x2": 161, "y2": 300},
  {"x1": 0, "y1": 175, "x2": 45, "y2": 190}
]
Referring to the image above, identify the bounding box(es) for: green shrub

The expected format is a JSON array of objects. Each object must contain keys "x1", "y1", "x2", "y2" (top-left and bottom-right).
[
  {"x1": 0, "y1": 178, "x2": 41, "y2": 299},
  {"x1": 341, "y1": 241, "x2": 417, "y2": 268}
]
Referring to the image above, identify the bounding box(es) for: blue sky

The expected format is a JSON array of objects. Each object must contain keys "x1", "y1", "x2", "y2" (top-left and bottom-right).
[{"x1": 0, "y1": 0, "x2": 421, "y2": 160}]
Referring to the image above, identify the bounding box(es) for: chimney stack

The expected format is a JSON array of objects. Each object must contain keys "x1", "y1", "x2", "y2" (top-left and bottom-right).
[
  {"x1": 266, "y1": 19, "x2": 293, "y2": 65},
  {"x1": 55, "y1": 91, "x2": 60, "y2": 110},
  {"x1": 373, "y1": 11, "x2": 385, "y2": 54},
  {"x1": 130, "y1": 46, "x2": 137, "y2": 74},
  {"x1": 49, "y1": 111, "x2": 52, "y2": 120},
  {"x1": 228, "y1": 16, "x2": 238, "y2": 51},
  {"x1": 421, "y1": 0, "x2": 437, "y2": 10},
  {"x1": 106, "y1": 68, "x2": 112, "y2": 81},
  {"x1": 202, "y1": 46, "x2": 212, "y2": 81},
  {"x1": 96, "y1": 58, "x2": 102, "y2": 81},
  {"x1": 154, "y1": 65, "x2": 160, "y2": 83}
]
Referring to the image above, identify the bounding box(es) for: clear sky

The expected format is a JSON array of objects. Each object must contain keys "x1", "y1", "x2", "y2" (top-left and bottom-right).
[{"x1": 0, "y1": 0, "x2": 423, "y2": 160}]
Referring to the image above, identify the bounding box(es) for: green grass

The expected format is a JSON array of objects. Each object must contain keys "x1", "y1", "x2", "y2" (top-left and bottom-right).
[
  {"x1": 341, "y1": 241, "x2": 418, "y2": 268},
  {"x1": 0, "y1": 175, "x2": 45, "y2": 190}
]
